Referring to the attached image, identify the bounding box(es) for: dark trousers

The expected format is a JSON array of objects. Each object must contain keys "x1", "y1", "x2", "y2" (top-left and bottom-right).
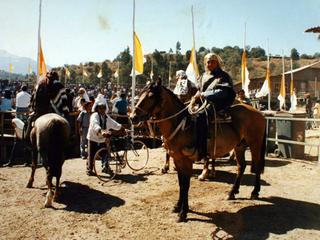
[
  {"x1": 9, "y1": 137, "x2": 31, "y2": 164},
  {"x1": 87, "y1": 140, "x2": 107, "y2": 172}
]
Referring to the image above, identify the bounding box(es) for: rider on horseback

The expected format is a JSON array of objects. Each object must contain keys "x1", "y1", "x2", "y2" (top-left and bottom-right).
[
  {"x1": 182, "y1": 53, "x2": 236, "y2": 161},
  {"x1": 25, "y1": 70, "x2": 69, "y2": 141}
]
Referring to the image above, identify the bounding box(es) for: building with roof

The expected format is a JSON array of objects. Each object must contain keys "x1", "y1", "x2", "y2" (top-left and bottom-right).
[{"x1": 234, "y1": 61, "x2": 320, "y2": 109}]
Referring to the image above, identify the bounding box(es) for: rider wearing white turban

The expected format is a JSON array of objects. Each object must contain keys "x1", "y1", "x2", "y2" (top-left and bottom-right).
[{"x1": 173, "y1": 70, "x2": 192, "y2": 103}]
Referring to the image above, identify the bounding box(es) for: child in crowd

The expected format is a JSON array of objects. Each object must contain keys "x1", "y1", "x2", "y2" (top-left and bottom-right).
[{"x1": 77, "y1": 102, "x2": 93, "y2": 159}]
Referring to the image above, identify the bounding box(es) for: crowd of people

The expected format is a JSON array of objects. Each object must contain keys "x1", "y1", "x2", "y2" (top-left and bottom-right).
[
  {"x1": 2, "y1": 52, "x2": 319, "y2": 174},
  {"x1": 0, "y1": 73, "x2": 141, "y2": 173}
]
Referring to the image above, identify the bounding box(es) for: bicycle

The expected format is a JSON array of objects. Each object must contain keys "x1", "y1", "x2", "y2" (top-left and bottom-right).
[{"x1": 93, "y1": 130, "x2": 149, "y2": 182}]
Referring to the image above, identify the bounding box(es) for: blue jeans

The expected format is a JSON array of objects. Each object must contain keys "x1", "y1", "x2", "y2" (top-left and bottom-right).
[
  {"x1": 80, "y1": 127, "x2": 89, "y2": 157},
  {"x1": 16, "y1": 107, "x2": 29, "y2": 120}
]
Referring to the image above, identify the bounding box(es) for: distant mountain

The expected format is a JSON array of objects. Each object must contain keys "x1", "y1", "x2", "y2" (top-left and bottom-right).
[{"x1": 0, "y1": 49, "x2": 37, "y2": 75}]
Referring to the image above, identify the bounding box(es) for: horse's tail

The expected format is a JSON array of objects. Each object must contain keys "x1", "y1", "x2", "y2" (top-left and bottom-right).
[
  {"x1": 260, "y1": 129, "x2": 266, "y2": 174},
  {"x1": 48, "y1": 119, "x2": 68, "y2": 177}
]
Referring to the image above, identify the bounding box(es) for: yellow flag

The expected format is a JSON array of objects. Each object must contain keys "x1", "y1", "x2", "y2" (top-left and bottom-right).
[
  {"x1": 134, "y1": 32, "x2": 143, "y2": 74},
  {"x1": 39, "y1": 38, "x2": 48, "y2": 80},
  {"x1": 83, "y1": 69, "x2": 87, "y2": 76},
  {"x1": 114, "y1": 68, "x2": 119, "y2": 78},
  {"x1": 10, "y1": 64, "x2": 13, "y2": 72},
  {"x1": 190, "y1": 46, "x2": 199, "y2": 74},
  {"x1": 266, "y1": 67, "x2": 271, "y2": 91},
  {"x1": 66, "y1": 67, "x2": 70, "y2": 76},
  {"x1": 29, "y1": 65, "x2": 32, "y2": 73},
  {"x1": 186, "y1": 46, "x2": 199, "y2": 84},
  {"x1": 97, "y1": 69, "x2": 102, "y2": 78},
  {"x1": 241, "y1": 50, "x2": 250, "y2": 97},
  {"x1": 277, "y1": 74, "x2": 286, "y2": 108}
]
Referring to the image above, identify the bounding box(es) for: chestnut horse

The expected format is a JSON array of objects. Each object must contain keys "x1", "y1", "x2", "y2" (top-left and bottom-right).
[
  {"x1": 130, "y1": 78, "x2": 266, "y2": 222},
  {"x1": 26, "y1": 113, "x2": 70, "y2": 207}
]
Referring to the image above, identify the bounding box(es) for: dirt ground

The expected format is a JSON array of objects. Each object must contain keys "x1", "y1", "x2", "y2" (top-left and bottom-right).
[{"x1": 1, "y1": 129, "x2": 320, "y2": 240}]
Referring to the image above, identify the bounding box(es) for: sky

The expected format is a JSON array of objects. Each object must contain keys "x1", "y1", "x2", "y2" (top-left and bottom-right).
[{"x1": 1, "y1": 0, "x2": 320, "y2": 72}]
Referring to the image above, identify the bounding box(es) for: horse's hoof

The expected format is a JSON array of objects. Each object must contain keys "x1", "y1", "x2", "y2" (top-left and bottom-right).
[
  {"x1": 176, "y1": 213, "x2": 187, "y2": 223},
  {"x1": 26, "y1": 182, "x2": 33, "y2": 188},
  {"x1": 161, "y1": 168, "x2": 168, "y2": 174},
  {"x1": 251, "y1": 194, "x2": 259, "y2": 200},
  {"x1": 226, "y1": 195, "x2": 236, "y2": 200},
  {"x1": 172, "y1": 205, "x2": 180, "y2": 213},
  {"x1": 209, "y1": 171, "x2": 216, "y2": 179},
  {"x1": 53, "y1": 194, "x2": 60, "y2": 202}
]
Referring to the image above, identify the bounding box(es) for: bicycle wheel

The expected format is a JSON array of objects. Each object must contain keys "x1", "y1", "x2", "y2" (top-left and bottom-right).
[
  {"x1": 125, "y1": 140, "x2": 149, "y2": 171},
  {"x1": 93, "y1": 147, "x2": 119, "y2": 182}
]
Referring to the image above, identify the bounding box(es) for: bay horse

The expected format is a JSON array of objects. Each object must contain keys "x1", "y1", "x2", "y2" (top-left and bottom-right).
[
  {"x1": 130, "y1": 78, "x2": 266, "y2": 222},
  {"x1": 26, "y1": 113, "x2": 70, "y2": 207}
]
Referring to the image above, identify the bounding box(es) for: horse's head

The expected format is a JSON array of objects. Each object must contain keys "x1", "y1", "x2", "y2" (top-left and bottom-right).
[{"x1": 130, "y1": 77, "x2": 163, "y2": 126}]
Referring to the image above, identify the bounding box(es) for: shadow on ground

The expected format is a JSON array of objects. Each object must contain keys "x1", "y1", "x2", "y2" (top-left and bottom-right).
[
  {"x1": 57, "y1": 181, "x2": 125, "y2": 214},
  {"x1": 189, "y1": 196, "x2": 320, "y2": 239}
]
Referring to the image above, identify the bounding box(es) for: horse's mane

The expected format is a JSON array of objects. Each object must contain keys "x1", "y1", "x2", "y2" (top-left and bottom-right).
[
  {"x1": 161, "y1": 86, "x2": 186, "y2": 108},
  {"x1": 140, "y1": 81, "x2": 186, "y2": 109}
]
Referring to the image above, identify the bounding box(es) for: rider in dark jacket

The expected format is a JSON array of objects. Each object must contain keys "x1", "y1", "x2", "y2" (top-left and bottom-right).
[
  {"x1": 25, "y1": 71, "x2": 69, "y2": 141},
  {"x1": 182, "y1": 53, "x2": 236, "y2": 160}
]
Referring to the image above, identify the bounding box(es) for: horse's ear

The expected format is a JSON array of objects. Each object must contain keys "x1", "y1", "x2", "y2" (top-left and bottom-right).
[{"x1": 156, "y1": 77, "x2": 162, "y2": 87}]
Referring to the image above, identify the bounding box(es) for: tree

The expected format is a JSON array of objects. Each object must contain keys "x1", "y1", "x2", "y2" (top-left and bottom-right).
[
  {"x1": 291, "y1": 48, "x2": 300, "y2": 60},
  {"x1": 249, "y1": 46, "x2": 266, "y2": 58},
  {"x1": 176, "y1": 41, "x2": 181, "y2": 55},
  {"x1": 198, "y1": 46, "x2": 206, "y2": 54}
]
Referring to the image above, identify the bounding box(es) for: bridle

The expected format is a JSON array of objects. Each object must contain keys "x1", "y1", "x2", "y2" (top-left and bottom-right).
[
  {"x1": 134, "y1": 84, "x2": 163, "y2": 120},
  {"x1": 135, "y1": 85, "x2": 190, "y2": 144}
]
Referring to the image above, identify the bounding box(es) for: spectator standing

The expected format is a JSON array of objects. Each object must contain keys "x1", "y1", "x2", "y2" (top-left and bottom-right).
[
  {"x1": 237, "y1": 89, "x2": 251, "y2": 105},
  {"x1": 305, "y1": 93, "x2": 312, "y2": 117},
  {"x1": 77, "y1": 102, "x2": 93, "y2": 159},
  {"x1": 115, "y1": 92, "x2": 129, "y2": 124},
  {"x1": 313, "y1": 100, "x2": 320, "y2": 128},
  {"x1": 3, "y1": 118, "x2": 31, "y2": 167},
  {"x1": 15, "y1": 85, "x2": 31, "y2": 120},
  {"x1": 1, "y1": 90, "x2": 14, "y2": 120}
]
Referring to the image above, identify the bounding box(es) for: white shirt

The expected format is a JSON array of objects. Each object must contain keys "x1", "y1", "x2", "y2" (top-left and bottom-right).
[
  {"x1": 16, "y1": 91, "x2": 31, "y2": 108},
  {"x1": 87, "y1": 112, "x2": 122, "y2": 143},
  {"x1": 111, "y1": 97, "x2": 120, "y2": 113},
  {"x1": 12, "y1": 118, "x2": 25, "y2": 139}
]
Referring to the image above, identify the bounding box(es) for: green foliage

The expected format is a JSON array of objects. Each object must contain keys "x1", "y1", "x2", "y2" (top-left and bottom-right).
[
  {"x1": 175, "y1": 41, "x2": 181, "y2": 55},
  {"x1": 291, "y1": 48, "x2": 300, "y2": 60},
  {"x1": 249, "y1": 46, "x2": 266, "y2": 58}
]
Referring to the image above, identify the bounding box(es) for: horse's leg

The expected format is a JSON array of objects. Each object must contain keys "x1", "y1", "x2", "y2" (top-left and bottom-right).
[
  {"x1": 26, "y1": 148, "x2": 37, "y2": 188},
  {"x1": 45, "y1": 173, "x2": 54, "y2": 208},
  {"x1": 250, "y1": 149, "x2": 262, "y2": 199},
  {"x1": 198, "y1": 157, "x2": 209, "y2": 181},
  {"x1": 162, "y1": 152, "x2": 170, "y2": 173},
  {"x1": 173, "y1": 171, "x2": 183, "y2": 213},
  {"x1": 209, "y1": 158, "x2": 216, "y2": 178},
  {"x1": 227, "y1": 146, "x2": 246, "y2": 200},
  {"x1": 176, "y1": 173, "x2": 190, "y2": 222},
  {"x1": 53, "y1": 174, "x2": 61, "y2": 202}
]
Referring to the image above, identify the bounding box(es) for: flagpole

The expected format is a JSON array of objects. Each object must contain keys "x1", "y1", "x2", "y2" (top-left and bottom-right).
[
  {"x1": 117, "y1": 61, "x2": 119, "y2": 86},
  {"x1": 267, "y1": 39, "x2": 271, "y2": 110},
  {"x1": 28, "y1": 58, "x2": 30, "y2": 86},
  {"x1": 151, "y1": 60, "x2": 153, "y2": 80},
  {"x1": 82, "y1": 64, "x2": 84, "y2": 85},
  {"x1": 168, "y1": 62, "x2": 171, "y2": 88},
  {"x1": 9, "y1": 58, "x2": 11, "y2": 82},
  {"x1": 37, "y1": 0, "x2": 42, "y2": 83},
  {"x1": 131, "y1": 0, "x2": 136, "y2": 137},
  {"x1": 191, "y1": 6, "x2": 197, "y2": 80},
  {"x1": 282, "y1": 49, "x2": 286, "y2": 110}
]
